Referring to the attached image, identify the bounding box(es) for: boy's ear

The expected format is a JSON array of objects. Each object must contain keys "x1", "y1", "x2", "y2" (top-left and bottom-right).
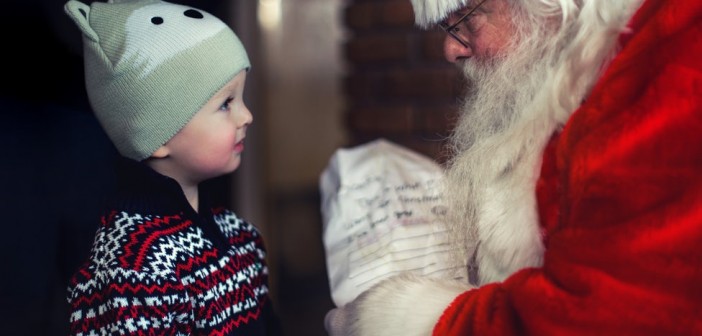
[{"x1": 151, "y1": 146, "x2": 170, "y2": 159}]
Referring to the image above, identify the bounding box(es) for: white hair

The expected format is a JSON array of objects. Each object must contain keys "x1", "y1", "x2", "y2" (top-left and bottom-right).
[{"x1": 443, "y1": 0, "x2": 643, "y2": 284}]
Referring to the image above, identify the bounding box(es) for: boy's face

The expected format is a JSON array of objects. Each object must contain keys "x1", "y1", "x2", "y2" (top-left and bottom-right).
[{"x1": 158, "y1": 71, "x2": 252, "y2": 184}]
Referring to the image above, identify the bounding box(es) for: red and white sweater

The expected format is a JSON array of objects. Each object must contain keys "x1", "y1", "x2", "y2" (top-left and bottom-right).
[{"x1": 68, "y1": 158, "x2": 274, "y2": 335}]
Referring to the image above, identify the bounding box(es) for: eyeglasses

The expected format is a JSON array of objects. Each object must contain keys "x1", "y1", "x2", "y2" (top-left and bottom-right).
[{"x1": 438, "y1": 0, "x2": 489, "y2": 48}]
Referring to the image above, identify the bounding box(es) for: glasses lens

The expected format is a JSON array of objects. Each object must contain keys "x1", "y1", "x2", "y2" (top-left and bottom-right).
[
  {"x1": 438, "y1": 21, "x2": 450, "y2": 31},
  {"x1": 438, "y1": 20, "x2": 467, "y2": 47}
]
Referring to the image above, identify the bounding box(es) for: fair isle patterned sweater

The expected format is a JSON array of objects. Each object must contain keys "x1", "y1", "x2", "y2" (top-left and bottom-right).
[{"x1": 68, "y1": 158, "x2": 273, "y2": 335}]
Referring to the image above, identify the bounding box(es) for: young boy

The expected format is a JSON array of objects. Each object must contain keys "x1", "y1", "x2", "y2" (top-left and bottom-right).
[{"x1": 63, "y1": 0, "x2": 277, "y2": 334}]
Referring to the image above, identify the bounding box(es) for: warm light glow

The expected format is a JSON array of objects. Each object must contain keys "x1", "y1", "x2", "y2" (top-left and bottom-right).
[{"x1": 258, "y1": 0, "x2": 281, "y2": 31}]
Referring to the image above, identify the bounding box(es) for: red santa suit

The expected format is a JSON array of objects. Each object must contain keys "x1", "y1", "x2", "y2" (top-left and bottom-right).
[
  {"x1": 327, "y1": 0, "x2": 702, "y2": 335},
  {"x1": 438, "y1": 0, "x2": 702, "y2": 334}
]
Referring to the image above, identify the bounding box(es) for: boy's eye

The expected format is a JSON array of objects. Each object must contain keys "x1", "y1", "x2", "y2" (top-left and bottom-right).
[{"x1": 219, "y1": 97, "x2": 234, "y2": 111}]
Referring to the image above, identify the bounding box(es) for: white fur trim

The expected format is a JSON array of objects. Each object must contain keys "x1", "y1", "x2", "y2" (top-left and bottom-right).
[
  {"x1": 410, "y1": 0, "x2": 469, "y2": 27},
  {"x1": 351, "y1": 273, "x2": 472, "y2": 335}
]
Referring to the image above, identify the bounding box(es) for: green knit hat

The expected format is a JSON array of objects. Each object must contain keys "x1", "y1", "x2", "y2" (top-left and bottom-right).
[{"x1": 64, "y1": 0, "x2": 250, "y2": 161}]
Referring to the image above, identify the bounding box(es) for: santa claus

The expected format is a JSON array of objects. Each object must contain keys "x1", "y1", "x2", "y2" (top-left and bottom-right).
[{"x1": 326, "y1": 0, "x2": 702, "y2": 334}]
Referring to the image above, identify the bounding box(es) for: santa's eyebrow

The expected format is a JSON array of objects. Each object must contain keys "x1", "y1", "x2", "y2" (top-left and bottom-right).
[{"x1": 453, "y1": 0, "x2": 486, "y2": 16}]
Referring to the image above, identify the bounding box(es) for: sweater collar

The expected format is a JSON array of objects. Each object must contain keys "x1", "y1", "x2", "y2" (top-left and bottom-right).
[{"x1": 114, "y1": 156, "x2": 212, "y2": 215}]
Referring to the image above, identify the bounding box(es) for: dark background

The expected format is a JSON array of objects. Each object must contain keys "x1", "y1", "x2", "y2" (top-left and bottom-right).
[{"x1": 1, "y1": 1, "x2": 109, "y2": 335}]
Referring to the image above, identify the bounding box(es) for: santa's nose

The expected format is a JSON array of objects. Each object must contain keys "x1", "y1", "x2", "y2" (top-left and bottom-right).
[{"x1": 444, "y1": 35, "x2": 471, "y2": 63}]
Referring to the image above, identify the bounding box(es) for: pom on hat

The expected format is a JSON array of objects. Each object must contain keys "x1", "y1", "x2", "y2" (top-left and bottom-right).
[
  {"x1": 64, "y1": 0, "x2": 250, "y2": 161},
  {"x1": 410, "y1": 0, "x2": 470, "y2": 27}
]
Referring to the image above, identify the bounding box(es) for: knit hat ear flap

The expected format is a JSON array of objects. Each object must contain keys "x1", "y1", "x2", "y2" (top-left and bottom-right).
[
  {"x1": 410, "y1": 0, "x2": 469, "y2": 27},
  {"x1": 64, "y1": 0, "x2": 98, "y2": 42}
]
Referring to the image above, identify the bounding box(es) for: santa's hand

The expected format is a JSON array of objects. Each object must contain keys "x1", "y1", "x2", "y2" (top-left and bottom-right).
[
  {"x1": 323, "y1": 274, "x2": 471, "y2": 336},
  {"x1": 325, "y1": 304, "x2": 357, "y2": 336}
]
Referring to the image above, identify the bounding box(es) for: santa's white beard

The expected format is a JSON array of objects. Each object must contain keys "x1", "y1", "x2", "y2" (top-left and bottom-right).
[
  {"x1": 442, "y1": 0, "x2": 641, "y2": 284},
  {"x1": 444, "y1": 28, "x2": 557, "y2": 284}
]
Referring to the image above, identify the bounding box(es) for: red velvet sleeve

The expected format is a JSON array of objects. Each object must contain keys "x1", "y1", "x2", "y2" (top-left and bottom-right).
[{"x1": 434, "y1": 0, "x2": 702, "y2": 334}]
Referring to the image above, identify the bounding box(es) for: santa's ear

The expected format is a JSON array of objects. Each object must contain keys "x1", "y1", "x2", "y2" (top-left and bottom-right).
[{"x1": 150, "y1": 146, "x2": 170, "y2": 159}]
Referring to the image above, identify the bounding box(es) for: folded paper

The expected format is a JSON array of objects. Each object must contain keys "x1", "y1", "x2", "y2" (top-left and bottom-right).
[{"x1": 320, "y1": 139, "x2": 467, "y2": 306}]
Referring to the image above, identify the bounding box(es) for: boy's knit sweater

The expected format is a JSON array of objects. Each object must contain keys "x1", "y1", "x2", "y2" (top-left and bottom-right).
[{"x1": 68, "y1": 158, "x2": 273, "y2": 335}]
